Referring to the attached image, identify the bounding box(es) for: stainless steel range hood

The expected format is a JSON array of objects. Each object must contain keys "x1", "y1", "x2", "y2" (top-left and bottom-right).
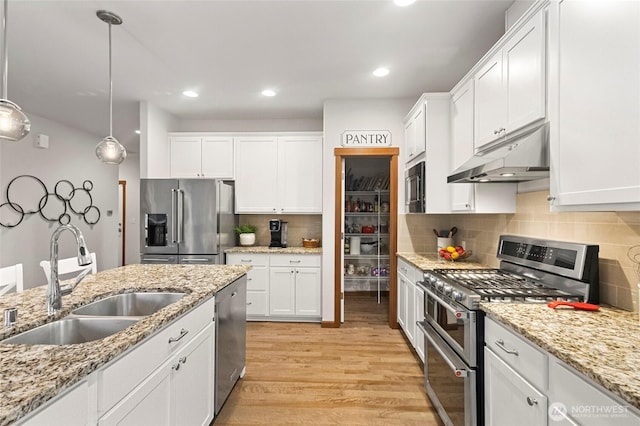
[{"x1": 448, "y1": 122, "x2": 549, "y2": 183}]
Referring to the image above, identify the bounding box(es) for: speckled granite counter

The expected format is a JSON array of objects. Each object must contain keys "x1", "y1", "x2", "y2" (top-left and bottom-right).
[
  {"x1": 482, "y1": 303, "x2": 640, "y2": 410},
  {"x1": 397, "y1": 252, "x2": 488, "y2": 270},
  {"x1": 226, "y1": 246, "x2": 322, "y2": 255},
  {"x1": 0, "y1": 264, "x2": 249, "y2": 426}
]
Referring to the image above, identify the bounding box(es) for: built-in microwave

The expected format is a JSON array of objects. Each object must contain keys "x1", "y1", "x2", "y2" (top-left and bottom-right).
[{"x1": 405, "y1": 161, "x2": 425, "y2": 213}]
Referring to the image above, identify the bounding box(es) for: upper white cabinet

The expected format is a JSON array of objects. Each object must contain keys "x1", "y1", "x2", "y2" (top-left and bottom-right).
[
  {"x1": 548, "y1": 0, "x2": 640, "y2": 210},
  {"x1": 169, "y1": 135, "x2": 234, "y2": 179},
  {"x1": 450, "y1": 80, "x2": 517, "y2": 213},
  {"x1": 235, "y1": 134, "x2": 322, "y2": 214},
  {"x1": 404, "y1": 102, "x2": 426, "y2": 163},
  {"x1": 474, "y1": 9, "x2": 546, "y2": 151},
  {"x1": 403, "y1": 93, "x2": 452, "y2": 213}
]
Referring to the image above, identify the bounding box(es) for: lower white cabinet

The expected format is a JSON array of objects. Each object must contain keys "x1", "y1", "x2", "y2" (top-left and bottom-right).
[
  {"x1": 17, "y1": 381, "x2": 89, "y2": 426},
  {"x1": 99, "y1": 323, "x2": 214, "y2": 426},
  {"x1": 227, "y1": 252, "x2": 321, "y2": 321},
  {"x1": 485, "y1": 347, "x2": 548, "y2": 426},
  {"x1": 396, "y1": 257, "x2": 423, "y2": 362}
]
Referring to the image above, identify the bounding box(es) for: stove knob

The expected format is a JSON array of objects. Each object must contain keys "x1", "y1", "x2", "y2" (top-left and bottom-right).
[
  {"x1": 452, "y1": 290, "x2": 463, "y2": 301},
  {"x1": 428, "y1": 274, "x2": 438, "y2": 283},
  {"x1": 435, "y1": 280, "x2": 444, "y2": 291},
  {"x1": 443, "y1": 285, "x2": 452, "y2": 296}
]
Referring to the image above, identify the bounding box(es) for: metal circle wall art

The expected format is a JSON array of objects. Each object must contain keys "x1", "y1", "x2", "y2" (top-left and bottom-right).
[{"x1": 0, "y1": 175, "x2": 101, "y2": 227}]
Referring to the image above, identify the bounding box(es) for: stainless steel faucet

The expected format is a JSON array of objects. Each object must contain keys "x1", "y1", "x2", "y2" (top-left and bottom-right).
[{"x1": 46, "y1": 224, "x2": 92, "y2": 315}]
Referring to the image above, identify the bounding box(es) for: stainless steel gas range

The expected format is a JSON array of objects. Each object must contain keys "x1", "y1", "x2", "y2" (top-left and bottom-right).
[{"x1": 416, "y1": 235, "x2": 599, "y2": 426}]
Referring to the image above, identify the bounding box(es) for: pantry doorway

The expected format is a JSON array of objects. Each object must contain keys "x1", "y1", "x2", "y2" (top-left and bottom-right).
[{"x1": 333, "y1": 147, "x2": 399, "y2": 329}]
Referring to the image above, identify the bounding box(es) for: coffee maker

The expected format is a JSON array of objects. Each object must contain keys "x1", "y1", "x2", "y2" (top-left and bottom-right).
[{"x1": 269, "y1": 219, "x2": 288, "y2": 248}]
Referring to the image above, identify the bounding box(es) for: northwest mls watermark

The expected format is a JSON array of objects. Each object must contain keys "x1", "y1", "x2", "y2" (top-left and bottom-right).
[{"x1": 549, "y1": 402, "x2": 632, "y2": 422}]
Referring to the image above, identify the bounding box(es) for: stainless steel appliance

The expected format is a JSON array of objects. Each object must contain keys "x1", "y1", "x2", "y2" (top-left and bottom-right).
[
  {"x1": 215, "y1": 275, "x2": 247, "y2": 415},
  {"x1": 417, "y1": 235, "x2": 599, "y2": 426},
  {"x1": 405, "y1": 161, "x2": 425, "y2": 213},
  {"x1": 140, "y1": 179, "x2": 238, "y2": 264},
  {"x1": 269, "y1": 219, "x2": 288, "y2": 248}
]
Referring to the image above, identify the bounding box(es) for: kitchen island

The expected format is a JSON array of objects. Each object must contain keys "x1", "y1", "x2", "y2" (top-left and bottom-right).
[{"x1": 0, "y1": 264, "x2": 250, "y2": 426}]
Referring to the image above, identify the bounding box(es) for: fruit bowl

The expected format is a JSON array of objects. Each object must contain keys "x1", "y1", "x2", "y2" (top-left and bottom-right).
[{"x1": 438, "y1": 245, "x2": 471, "y2": 262}]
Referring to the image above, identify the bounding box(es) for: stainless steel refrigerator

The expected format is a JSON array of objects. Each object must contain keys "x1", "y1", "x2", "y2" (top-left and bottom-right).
[{"x1": 140, "y1": 179, "x2": 237, "y2": 264}]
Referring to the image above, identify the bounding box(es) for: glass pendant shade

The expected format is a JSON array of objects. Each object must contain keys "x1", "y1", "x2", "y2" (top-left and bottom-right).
[
  {"x1": 95, "y1": 135, "x2": 126, "y2": 165},
  {"x1": 0, "y1": 99, "x2": 30, "y2": 141}
]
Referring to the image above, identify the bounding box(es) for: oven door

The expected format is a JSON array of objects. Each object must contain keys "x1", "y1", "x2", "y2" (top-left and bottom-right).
[
  {"x1": 422, "y1": 285, "x2": 477, "y2": 365},
  {"x1": 418, "y1": 321, "x2": 477, "y2": 426}
]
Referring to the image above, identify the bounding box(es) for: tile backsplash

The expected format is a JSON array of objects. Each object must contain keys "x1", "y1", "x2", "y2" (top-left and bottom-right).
[
  {"x1": 238, "y1": 215, "x2": 322, "y2": 247},
  {"x1": 401, "y1": 191, "x2": 640, "y2": 312}
]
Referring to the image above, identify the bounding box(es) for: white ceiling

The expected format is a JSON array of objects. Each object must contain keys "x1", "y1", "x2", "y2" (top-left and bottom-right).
[{"x1": 7, "y1": 0, "x2": 514, "y2": 152}]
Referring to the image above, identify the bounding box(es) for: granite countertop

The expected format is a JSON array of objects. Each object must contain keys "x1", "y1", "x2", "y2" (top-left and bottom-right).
[
  {"x1": 482, "y1": 303, "x2": 640, "y2": 411},
  {"x1": 226, "y1": 246, "x2": 323, "y2": 254},
  {"x1": 0, "y1": 264, "x2": 250, "y2": 426},
  {"x1": 397, "y1": 252, "x2": 489, "y2": 270}
]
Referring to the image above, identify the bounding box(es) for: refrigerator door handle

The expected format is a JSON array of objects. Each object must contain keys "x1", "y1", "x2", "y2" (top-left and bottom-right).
[
  {"x1": 171, "y1": 189, "x2": 177, "y2": 244},
  {"x1": 177, "y1": 189, "x2": 185, "y2": 244}
]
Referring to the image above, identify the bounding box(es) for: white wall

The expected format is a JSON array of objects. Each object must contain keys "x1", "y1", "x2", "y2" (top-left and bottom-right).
[
  {"x1": 119, "y1": 153, "x2": 141, "y2": 265},
  {"x1": 0, "y1": 113, "x2": 119, "y2": 288},
  {"x1": 177, "y1": 118, "x2": 322, "y2": 132},
  {"x1": 321, "y1": 98, "x2": 414, "y2": 322}
]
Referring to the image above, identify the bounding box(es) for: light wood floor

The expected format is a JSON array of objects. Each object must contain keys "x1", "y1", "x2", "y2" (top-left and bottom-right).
[{"x1": 214, "y1": 293, "x2": 441, "y2": 425}]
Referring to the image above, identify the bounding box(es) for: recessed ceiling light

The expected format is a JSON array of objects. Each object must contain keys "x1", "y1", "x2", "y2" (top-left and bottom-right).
[
  {"x1": 500, "y1": 173, "x2": 515, "y2": 177},
  {"x1": 394, "y1": 0, "x2": 416, "y2": 7},
  {"x1": 373, "y1": 67, "x2": 390, "y2": 77},
  {"x1": 182, "y1": 90, "x2": 199, "y2": 98},
  {"x1": 262, "y1": 89, "x2": 276, "y2": 97},
  {"x1": 478, "y1": 179, "x2": 491, "y2": 182},
  {"x1": 135, "y1": 129, "x2": 141, "y2": 135}
]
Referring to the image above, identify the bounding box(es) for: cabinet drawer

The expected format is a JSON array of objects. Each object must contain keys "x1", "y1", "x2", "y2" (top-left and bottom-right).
[
  {"x1": 485, "y1": 317, "x2": 547, "y2": 391},
  {"x1": 549, "y1": 360, "x2": 640, "y2": 426},
  {"x1": 270, "y1": 254, "x2": 321, "y2": 268},
  {"x1": 226, "y1": 253, "x2": 268, "y2": 267},
  {"x1": 397, "y1": 258, "x2": 412, "y2": 278},
  {"x1": 99, "y1": 297, "x2": 215, "y2": 412},
  {"x1": 246, "y1": 267, "x2": 268, "y2": 291},
  {"x1": 246, "y1": 291, "x2": 267, "y2": 316}
]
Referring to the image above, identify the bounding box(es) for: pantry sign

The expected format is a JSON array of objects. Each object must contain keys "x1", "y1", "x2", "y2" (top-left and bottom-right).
[{"x1": 341, "y1": 130, "x2": 391, "y2": 147}]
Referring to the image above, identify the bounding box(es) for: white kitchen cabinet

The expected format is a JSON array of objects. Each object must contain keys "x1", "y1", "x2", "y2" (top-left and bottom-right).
[
  {"x1": 397, "y1": 269, "x2": 407, "y2": 329},
  {"x1": 226, "y1": 253, "x2": 269, "y2": 318},
  {"x1": 404, "y1": 102, "x2": 426, "y2": 163},
  {"x1": 450, "y1": 80, "x2": 517, "y2": 213},
  {"x1": 414, "y1": 283, "x2": 425, "y2": 363},
  {"x1": 278, "y1": 136, "x2": 323, "y2": 214},
  {"x1": 227, "y1": 253, "x2": 321, "y2": 321},
  {"x1": 235, "y1": 134, "x2": 323, "y2": 214},
  {"x1": 100, "y1": 324, "x2": 214, "y2": 426},
  {"x1": 548, "y1": 0, "x2": 640, "y2": 210},
  {"x1": 169, "y1": 135, "x2": 234, "y2": 179},
  {"x1": 17, "y1": 381, "x2": 89, "y2": 426},
  {"x1": 474, "y1": 9, "x2": 546, "y2": 151},
  {"x1": 403, "y1": 94, "x2": 452, "y2": 213},
  {"x1": 269, "y1": 254, "x2": 321, "y2": 318},
  {"x1": 485, "y1": 347, "x2": 548, "y2": 426},
  {"x1": 548, "y1": 358, "x2": 640, "y2": 426},
  {"x1": 397, "y1": 258, "x2": 420, "y2": 350}
]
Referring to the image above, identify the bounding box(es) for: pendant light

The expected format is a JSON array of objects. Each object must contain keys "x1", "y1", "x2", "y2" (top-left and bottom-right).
[
  {"x1": 0, "y1": 0, "x2": 30, "y2": 142},
  {"x1": 95, "y1": 10, "x2": 126, "y2": 165}
]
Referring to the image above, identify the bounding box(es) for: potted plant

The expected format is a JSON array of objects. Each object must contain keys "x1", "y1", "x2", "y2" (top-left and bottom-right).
[{"x1": 235, "y1": 224, "x2": 257, "y2": 246}]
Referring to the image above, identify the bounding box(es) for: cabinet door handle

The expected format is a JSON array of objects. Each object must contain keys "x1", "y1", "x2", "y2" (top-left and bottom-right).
[
  {"x1": 168, "y1": 328, "x2": 189, "y2": 343},
  {"x1": 547, "y1": 195, "x2": 556, "y2": 202},
  {"x1": 172, "y1": 362, "x2": 181, "y2": 371},
  {"x1": 247, "y1": 302, "x2": 253, "y2": 306},
  {"x1": 289, "y1": 260, "x2": 301, "y2": 264},
  {"x1": 495, "y1": 339, "x2": 518, "y2": 356},
  {"x1": 240, "y1": 259, "x2": 253, "y2": 263},
  {"x1": 179, "y1": 356, "x2": 187, "y2": 365},
  {"x1": 526, "y1": 396, "x2": 538, "y2": 406},
  {"x1": 231, "y1": 291, "x2": 237, "y2": 297}
]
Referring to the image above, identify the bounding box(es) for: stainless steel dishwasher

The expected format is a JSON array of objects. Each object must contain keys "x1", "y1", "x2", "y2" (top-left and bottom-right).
[{"x1": 215, "y1": 275, "x2": 247, "y2": 415}]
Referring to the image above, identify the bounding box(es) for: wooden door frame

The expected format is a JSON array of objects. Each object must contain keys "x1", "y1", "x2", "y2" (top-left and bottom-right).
[
  {"x1": 333, "y1": 147, "x2": 399, "y2": 329},
  {"x1": 118, "y1": 180, "x2": 126, "y2": 266}
]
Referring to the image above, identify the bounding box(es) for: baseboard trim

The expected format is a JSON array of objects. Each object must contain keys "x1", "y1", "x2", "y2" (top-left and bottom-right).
[{"x1": 321, "y1": 321, "x2": 340, "y2": 328}]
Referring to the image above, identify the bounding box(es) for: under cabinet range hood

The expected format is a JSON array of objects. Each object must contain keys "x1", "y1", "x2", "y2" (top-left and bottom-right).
[{"x1": 448, "y1": 122, "x2": 550, "y2": 183}]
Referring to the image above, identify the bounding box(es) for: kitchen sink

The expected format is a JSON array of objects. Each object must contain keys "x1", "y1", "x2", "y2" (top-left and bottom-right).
[
  {"x1": 71, "y1": 292, "x2": 187, "y2": 317},
  {"x1": 2, "y1": 317, "x2": 139, "y2": 345}
]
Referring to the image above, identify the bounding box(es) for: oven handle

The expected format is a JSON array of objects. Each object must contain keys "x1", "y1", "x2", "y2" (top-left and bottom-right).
[
  {"x1": 424, "y1": 287, "x2": 468, "y2": 320},
  {"x1": 417, "y1": 321, "x2": 469, "y2": 378}
]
